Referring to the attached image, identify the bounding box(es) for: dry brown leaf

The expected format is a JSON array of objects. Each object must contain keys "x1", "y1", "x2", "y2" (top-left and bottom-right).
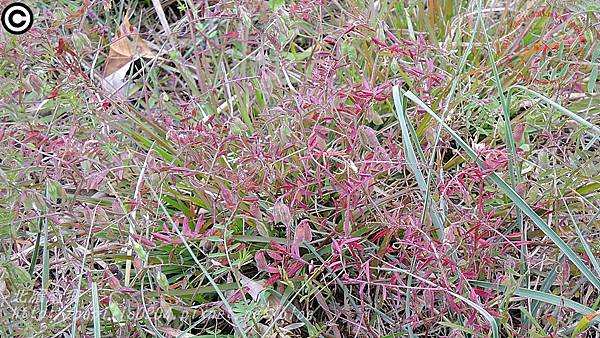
[
  {"x1": 103, "y1": 15, "x2": 154, "y2": 77},
  {"x1": 101, "y1": 14, "x2": 155, "y2": 96}
]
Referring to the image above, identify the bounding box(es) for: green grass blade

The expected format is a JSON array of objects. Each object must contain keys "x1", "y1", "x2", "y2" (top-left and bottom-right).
[
  {"x1": 510, "y1": 85, "x2": 600, "y2": 137},
  {"x1": 482, "y1": 15, "x2": 528, "y2": 329},
  {"x1": 519, "y1": 306, "x2": 549, "y2": 336},
  {"x1": 392, "y1": 86, "x2": 445, "y2": 238},
  {"x1": 532, "y1": 210, "x2": 600, "y2": 317},
  {"x1": 403, "y1": 90, "x2": 600, "y2": 291},
  {"x1": 91, "y1": 281, "x2": 101, "y2": 338},
  {"x1": 530, "y1": 254, "x2": 563, "y2": 317},
  {"x1": 28, "y1": 219, "x2": 42, "y2": 276},
  {"x1": 39, "y1": 185, "x2": 50, "y2": 320},
  {"x1": 71, "y1": 207, "x2": 98, "y2": 337},
  {"x1": 566, "y1": 207, "x2": 600, "y2": 277},
  {"x1": 404, "y1": 8, "x2": 416, "y2": 41}
]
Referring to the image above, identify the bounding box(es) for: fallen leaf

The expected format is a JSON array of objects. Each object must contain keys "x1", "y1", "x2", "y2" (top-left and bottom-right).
[{"x1": 102, "y1": 14, "x2": 154, "y2": 96}]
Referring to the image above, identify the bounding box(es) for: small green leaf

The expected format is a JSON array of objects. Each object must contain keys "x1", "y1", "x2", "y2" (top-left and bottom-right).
[
  {"x1": 0, "y1": 210, "x2": 15, "y2": 239},
  {"x1": 341, "y1": 42, "x2": 357, "y2": 61},
  {"x1": 157, "y1": 270, "x2": 169, "y2": 290},
  {"x1": 4, "y1": 262, "x2": 32, "y2": 290},
  {"x1": 46, "y1": 180, "x2": 65, "y2": 203},
  {"x1": 572, "y1": 316, "x2": 590, "y2": 337},
  {"x1": 269, "y1": 0, "x2": 284, "y2": 10},
  {"x1": 132, "y1": 241, "x2": 147, "y2": 262},
  {"x1": 109, "y1": 301, "x2": 123, "y2": 322}
]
